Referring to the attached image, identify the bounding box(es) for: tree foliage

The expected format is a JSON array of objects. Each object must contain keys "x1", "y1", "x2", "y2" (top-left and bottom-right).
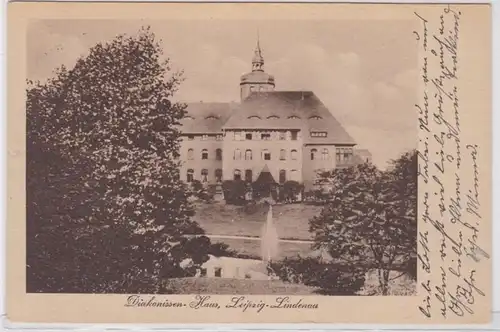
[
  {"x1": 309, "y1": 150, "x2": 417, "y2": 295},
  {"x1": 27, "y1": 27, "x2": 209, "y2": 293},
  {"x1": 270, "y1": 257, "x2": 366, "y2": 295}
]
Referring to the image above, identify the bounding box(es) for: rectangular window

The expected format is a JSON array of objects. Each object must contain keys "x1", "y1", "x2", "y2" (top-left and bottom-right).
[
  {"x1": 200, "y1": 268, "x2": 207, "y2": 277},
  {"x1": 264, "y1": 152, "x2": 271, "y2": 160},
  {"x1": 279, "y1": 149, "x2": 286, "y2": 160},
  {"x1": 279, "y1": 132, "x2": 286, "y2": 140},
  {"x1": 344, "y1": 148, "x2": 353, "y2": 162},
  {"x1": 291, "y1": 132, "x2": 298, "y2": 140},
  {"x1": 261, "y1": 133, "x2": 271, "y2": 140},
  {"x1": 246, "y1": 133, "x2": 253, "y2": 140},
  {"x1": 216, "y1": 134, "x2": 223, "y2": 141},
  {"x1": 234, "y1": 132, "x2": 243, "y2": 141},
  {"x1": 311, "y1": 132, "x2": 328, "y2": 138},
  {"x1": 188, "y1": 135, "x2": 195, "y2": 141},
  {"x1": 336, "y1": 148, "x2": 343, "y2": 163},
  {"x1": 214, "y1": 267, "x2": 222, "y2": 277},
  {"x1": 201, "y1": 135, "x2": 209, "y2": 141}
]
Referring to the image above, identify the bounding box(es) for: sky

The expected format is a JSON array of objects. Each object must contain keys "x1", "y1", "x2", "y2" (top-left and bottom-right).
[{"x1": 27, "y1": 19, "x2": 418, "y2": 168}]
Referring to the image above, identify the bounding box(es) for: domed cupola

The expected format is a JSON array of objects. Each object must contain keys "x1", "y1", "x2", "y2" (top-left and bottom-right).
[{"x1": 240, "y1": 37, "x2": 275, "y2": 101}]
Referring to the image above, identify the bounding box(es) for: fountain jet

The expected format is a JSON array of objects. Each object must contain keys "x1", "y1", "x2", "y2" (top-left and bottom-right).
[{"x1": 260, "y1": 204, "x2": 279, "y2": 263}]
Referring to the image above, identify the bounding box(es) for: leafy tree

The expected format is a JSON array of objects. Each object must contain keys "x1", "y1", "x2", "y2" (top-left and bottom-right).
[
  {"x1": 26, "y1": 27, "x2": 209, "y2": 293},
  {"x1": 309, "y1": 150, "x2": 417, "y2": 295}
]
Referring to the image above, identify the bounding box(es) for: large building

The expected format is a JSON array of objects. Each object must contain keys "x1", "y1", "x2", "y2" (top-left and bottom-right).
[{"x1": 178, "y1": 40, "x2": 365, "y2": 190}]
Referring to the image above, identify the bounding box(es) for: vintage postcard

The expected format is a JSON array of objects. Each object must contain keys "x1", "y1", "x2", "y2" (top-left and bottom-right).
[{"x1": 6, "y1": 2, "x2": 492, "y2": 325}]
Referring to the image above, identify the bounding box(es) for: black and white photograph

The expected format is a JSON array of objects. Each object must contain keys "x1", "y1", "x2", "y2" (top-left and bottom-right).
[
  {"x1": 26, "y1": 18, "x2": 419, "y2": 297},
  {"x1": 5, "y1": 1, "x2": 493, "y2": 325}
]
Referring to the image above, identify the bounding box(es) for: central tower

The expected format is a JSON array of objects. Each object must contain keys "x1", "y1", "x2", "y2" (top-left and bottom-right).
[{"x1": 240, "y1": 37, "x2": 275, "y2": 101}]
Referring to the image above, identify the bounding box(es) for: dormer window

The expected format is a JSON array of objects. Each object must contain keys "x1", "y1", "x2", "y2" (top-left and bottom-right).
[
  {"x1": 309, "y1": 116, "x2": 323, "y2": 120},
  {"x1": 311, "y1": 131, "x2": 328, "y2": 138},
  {"x1": 267, "y1": 115, "x2": 279, "y2": 120}
]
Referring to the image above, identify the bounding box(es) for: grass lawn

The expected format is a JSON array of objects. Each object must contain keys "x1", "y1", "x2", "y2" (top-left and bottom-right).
[
  {"x1": 165, "y1": 277, "x2": 319, "y2": 295},
  {"x1": 193, "y1": 202, "x2": 322, "y2": 240}
]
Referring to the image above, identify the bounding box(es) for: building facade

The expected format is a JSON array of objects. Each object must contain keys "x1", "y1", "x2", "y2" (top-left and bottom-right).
[{"x1": 178, "y1": 40, "x2": 364, "y2": 190}]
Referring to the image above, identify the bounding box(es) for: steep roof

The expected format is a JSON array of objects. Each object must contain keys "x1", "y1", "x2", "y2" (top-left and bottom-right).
[
  {"x1": 254, "y1": 164, "x2": 277, "y2": 185},
  {"x1": 179, "y1": 102, "x2": 236, "y2": 134},
  {"x1": 223, "y1": 91, "x2": 356, "y2": 145}
]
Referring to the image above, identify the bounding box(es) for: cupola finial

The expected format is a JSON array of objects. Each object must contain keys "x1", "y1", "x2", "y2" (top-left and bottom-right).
[{"x1": 252, "y1": 31, "x2": 264, "y2": 71}]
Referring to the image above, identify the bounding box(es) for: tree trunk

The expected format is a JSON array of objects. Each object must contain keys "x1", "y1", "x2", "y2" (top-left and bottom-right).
[{"x1": 378, "y1": 269, "x2": 390, "y2": 295}]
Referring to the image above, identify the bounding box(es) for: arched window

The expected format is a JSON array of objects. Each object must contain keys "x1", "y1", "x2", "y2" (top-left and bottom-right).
[
  {"x1": 215, "y1": 169, "x2": 223, "y2": 183},
  {"x1": 245, "y1": 149, "x2": 252, "y2": 160},
  {"x1": 310, "y1": 149, "x2": 318, "y2": 160},
  {"x1": 201, "y1": 149, "x2": 208, "y2": 160},
  {"x1": 322, "y1": 148, "x2": 329, "y2": 160},
  {"x1": 279, "y1": 170, "x2": 286, "y2": 184},
  {"x1": 215, "y1": 148, "x2": 222, "y2": 161},
  {"x1": 290, "y1": 169, "x2": 299, "y2": 182},
  {"x1": 262, "y1": 149, "x2": 271, "y2": 161},
  {"x1": 234, "y1": 149, "x2": 241, "y2": 160},
  {"x1": 187, "y1": 169, "x2": 194, "y2": 183},
  {"x1": 201, "y1": 169, "x2": 208, "y2": 183},
  {"x1": 187, "y1": 149, "x2": 194, "y2": 160},
  {"x1": 280, "y1": 149, "x2": 286, "y2": 160},
  {"x1": 291, "y1": 149, "x2": 298, "y2": 160},
  {"x1": 234, "y1": 169, "x2": 241, "y2": 181},
  {"x1": 245, "y1": 169, "x2": 253, "y2": 182}
]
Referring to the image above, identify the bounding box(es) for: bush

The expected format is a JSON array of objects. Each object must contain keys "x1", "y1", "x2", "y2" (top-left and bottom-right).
[
  {"x1": 270, "y1": 257, "x2": 365, "y2": 295},
  {"x1": 222, "y1": 180, "x2": 247, "y2": 205},
  {"x1": 208, "y1": 242, "x2": 260, "y2": 260},
  {"x1": 283, "y1": 181, "x2": 304, "y2": 203},
  {"x1": 303, "y1": 189, "x2": 329, "y2": 205},
  {"x1": 189, "y1": 180, "x2": 214, "y2": 202}
]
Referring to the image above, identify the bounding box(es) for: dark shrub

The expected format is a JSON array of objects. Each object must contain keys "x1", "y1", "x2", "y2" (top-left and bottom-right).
[
  {"x1": 222, "y1": 180, "x2": 246, "y2": 205},
  {"x1": 283, "y1": 181, "x2": 304, "y2": 203},
  {"x1": 270, "y1": 257, "x2": 365, "y2": 295}
]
